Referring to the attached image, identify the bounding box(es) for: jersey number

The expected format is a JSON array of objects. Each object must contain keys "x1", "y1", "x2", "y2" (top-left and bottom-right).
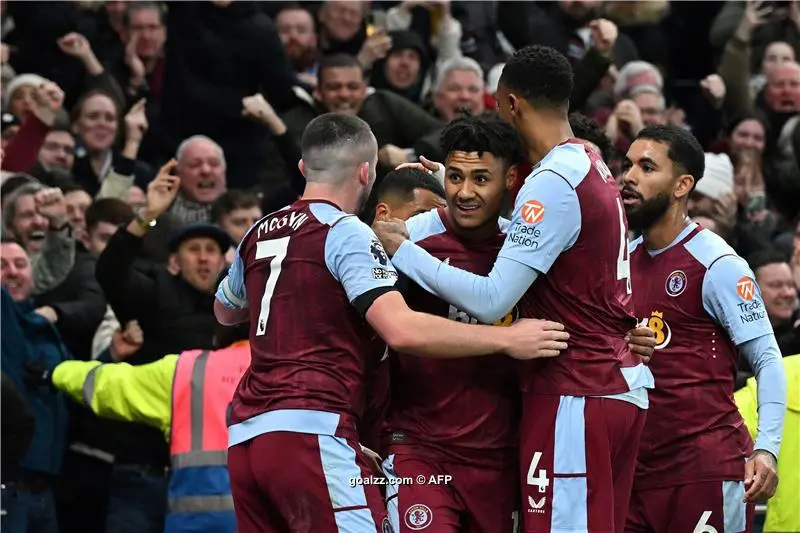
[
  {"x1": 615, "y1": 197, "x2": 632, "y2": 295},
  {"x1": 692, "y1": 511, "x2": 718, "y2": 533},
  {"x1": 526, "y1": 451, "x2": 550, "y2": 493},
  {"x1": 254, "y1": 236, "x2": 291, "y2": 336}
]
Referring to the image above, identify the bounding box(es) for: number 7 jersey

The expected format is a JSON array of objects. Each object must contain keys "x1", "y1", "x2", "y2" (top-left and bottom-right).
[
  {"x1": 502, "y1": 141, "x2": 653, "y2": 397},
  {"x1": 216, "y1": 199, "x2": 399, "y2": 439}
]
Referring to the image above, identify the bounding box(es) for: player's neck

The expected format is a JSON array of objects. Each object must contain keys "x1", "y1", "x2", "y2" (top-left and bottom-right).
[
  {"x1": 644, "y1": 207, "x2": 692, "y2": 251},
  {"x1": 446, "y1": 210, "x2": 498, "y2": 243},
  {"x1": 522, "y1": 116, "x2": 573, "y2": 164},
  {"x1": 302, "y1": 183, "x2": 356, "y2": 214}
]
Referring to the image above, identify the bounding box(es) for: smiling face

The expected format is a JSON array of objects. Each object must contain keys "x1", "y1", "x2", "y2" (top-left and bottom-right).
[
  {"x1": 729, "y1": 119, "x2": 766, "y2": 154},
  {"x1": 9, "y1": 193, "x2": 48, "y2": 255},
  {"x1": 444, "y1": 151, "x2": 514, "y2": 233},
  {"x1": 74, "y1": 93, "x2": 119, "y2": 153},
  {"x1": 0, "y1": 241, "x2": 33, "y2": 302},
  {"x1": 315, "y1": 66, "x2": 367, "y2": 115},
  {"x1": 177, "y1": 138, "x2": 226, "y2": 204},
  {"x1": 755, "y1": 261, "x2": 798, "y2": 324}
]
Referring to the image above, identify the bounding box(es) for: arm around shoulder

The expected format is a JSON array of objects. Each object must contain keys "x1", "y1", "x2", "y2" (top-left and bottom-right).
[{"x1": 365, "y1": 290, "x2": 569, "y2": 360}]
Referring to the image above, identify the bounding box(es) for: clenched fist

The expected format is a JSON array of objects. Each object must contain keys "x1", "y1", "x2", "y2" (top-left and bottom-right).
[{"x1": 34, "y1": 187, "x2": 68, "y2": 228}]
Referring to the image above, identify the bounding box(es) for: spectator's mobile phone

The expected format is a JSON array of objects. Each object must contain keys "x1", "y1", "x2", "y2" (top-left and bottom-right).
[{"x1": 366, "y1": 10, "x2": 387, "y2": 37}]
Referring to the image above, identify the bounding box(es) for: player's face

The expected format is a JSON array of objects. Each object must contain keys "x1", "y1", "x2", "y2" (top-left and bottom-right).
[
  {"x1": 621, "y1": 139, "x2": 683, "y2": 232},
  {"x1": 444, "y1": 151, "x2": 514, "y2": 231}
]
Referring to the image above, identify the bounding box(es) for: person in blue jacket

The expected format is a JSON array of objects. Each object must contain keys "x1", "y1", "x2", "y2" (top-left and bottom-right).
[{"x1": 1, "y1": 237, "x2": 70, "y2": 533}]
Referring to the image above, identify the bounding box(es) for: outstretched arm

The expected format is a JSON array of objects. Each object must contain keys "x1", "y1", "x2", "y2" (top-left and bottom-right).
[{"x1": 377, "y1": 171, "x2": 580, "y2": 323}]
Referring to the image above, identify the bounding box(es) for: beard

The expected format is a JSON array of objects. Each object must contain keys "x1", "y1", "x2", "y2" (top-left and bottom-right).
[
  {"x1": 286, "y1": 42, "x2": 319, "y2": 72},
  {"x1": 625, "y1": 191, "x2": 671, "y2": 233}
]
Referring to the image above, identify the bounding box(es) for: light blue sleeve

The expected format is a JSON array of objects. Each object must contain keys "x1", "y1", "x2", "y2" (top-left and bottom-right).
[
  {"x1": 391, "y1": 242, "x2": 538, "y2": 324},
  {"x1": 701, "y1": 255, "x2": 773, "y2": 345},
  {"x1": 738, "y1": 335, "x2": 786, "y2": 459},
  {"x1": 215, "y1": 243, "x2": 247, "y2": 309},
  {"x1": 325, "y1": 217, "x2": 398, "y2": 305},
  {"x1": 497, "y1": 170, "x2": 581, "y2": 274}
]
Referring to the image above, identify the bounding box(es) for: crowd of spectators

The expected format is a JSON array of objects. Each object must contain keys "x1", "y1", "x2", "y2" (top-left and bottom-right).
[{"x1": 0, "y1": 1, "x2": 797, "y2": 533}]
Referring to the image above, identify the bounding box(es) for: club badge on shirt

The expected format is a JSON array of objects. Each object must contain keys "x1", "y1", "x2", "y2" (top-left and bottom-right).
[{"x1": 665, "y1": 270, "x2": 687, "y2": 297}]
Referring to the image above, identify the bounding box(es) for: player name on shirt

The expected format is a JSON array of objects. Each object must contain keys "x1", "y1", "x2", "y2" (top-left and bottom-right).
[{"x1": 255, "y1": 210, "x2": 309, "y2": 239}]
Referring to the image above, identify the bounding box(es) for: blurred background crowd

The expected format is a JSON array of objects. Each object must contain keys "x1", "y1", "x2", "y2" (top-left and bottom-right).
[{"x1": 0, "y1": 1, "x2": 797, "y2": 533}]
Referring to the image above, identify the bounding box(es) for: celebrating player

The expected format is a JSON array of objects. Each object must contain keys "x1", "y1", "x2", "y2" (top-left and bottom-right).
[
  {"x1": 374, "y1": 45, "x2": 656, "y2": 533},
  {"x1": 621, "y1": 125, "x2": 786, "y2": 533},
  {"x1": 214, "y1": 113, "x2": 570, "y2": 533},
  {"x1": 361, "y1": 168, "x2": 447, "y2": 454},
  {"x1": 382, "y1": 115, "x2": 525, "y2": 533}
]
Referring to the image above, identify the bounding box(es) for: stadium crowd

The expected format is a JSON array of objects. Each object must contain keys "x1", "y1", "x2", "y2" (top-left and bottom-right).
[{"x1": 0, "y1": 1, "x2": 798, "y2": 533}]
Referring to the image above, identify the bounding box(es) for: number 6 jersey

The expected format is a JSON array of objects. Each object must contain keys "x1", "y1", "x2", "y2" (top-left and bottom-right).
[{"x1": 216, "y1": 199, "x2": 398, "y2": 441}]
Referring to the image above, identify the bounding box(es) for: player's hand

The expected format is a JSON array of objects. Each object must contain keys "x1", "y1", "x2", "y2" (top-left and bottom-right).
[
  {"x1": 744, "y1": 450, "x2": 778, "y2": 502},
  {"x1": 625, "y1": 326, "x2": 656, "y2": 363},
  {"x1": 503, "y1": 319, "x2": 569, "y2": 360},
  {"x1": 144, "y1": 159, "x2": 181, "y2": 219},
  {"x1": 360, "y1": 445, "x2": 384, "y2": 475},
  {"x1": 372, "y1": 219, "x2": 409, "y2": 256}
]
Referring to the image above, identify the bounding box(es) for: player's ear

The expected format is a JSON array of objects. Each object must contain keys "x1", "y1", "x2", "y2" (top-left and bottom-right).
[
  {"x1": 298, "y1": 159, "x2": 306, "y2": 177},
  {"x1": 674, "y1": 173, "x2": 695, "y2": 201},
  {"x1": 167, "y1": 253, "x2": 181, "y2": 276},
  {"x1": 358, "y1": 161, "x2": 370, "y2": 187},
  {"x1": 374, "y1": 202, "x2": 390, "y2": 222},
  {"x1": 507, "y1": 93, "x2": 520, "y2": 117},
  {"x1": 505, "y1": 165, "x2": 518, "y2": 191}
]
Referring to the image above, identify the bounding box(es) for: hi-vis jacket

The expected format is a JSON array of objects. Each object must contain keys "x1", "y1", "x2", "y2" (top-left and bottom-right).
[
  {"x1": 736, "y1": 354, "x2": 799, "y2": 533},
  {"x1": 52, "y1": 340, "x2": 251, "y2": 533}
]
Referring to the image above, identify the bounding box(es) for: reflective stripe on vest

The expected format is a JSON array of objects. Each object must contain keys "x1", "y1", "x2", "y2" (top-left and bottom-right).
[{"x1": 168, "y1": 343, "x2": 251, "y2": 518}]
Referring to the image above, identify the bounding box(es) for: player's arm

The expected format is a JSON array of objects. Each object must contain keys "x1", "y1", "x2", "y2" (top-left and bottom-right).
[
  {"x1": 51, "y1": 356, "x2": 177, "y2": 437},
  {"x1": 381, "y1": 171, "x2": 580, "y2": 324},
  {"x1": 327, "y1": 217, "x2": 569, "y2": 360},
  {"x1": 702, "y1": 255, "x2": 787, "y2": 460},
  {"x1": 214, "y1": 243, "x2": 249, "y2": 325}
]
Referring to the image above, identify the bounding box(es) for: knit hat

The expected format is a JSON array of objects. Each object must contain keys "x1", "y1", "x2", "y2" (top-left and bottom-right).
[
  {"x1": 695, "y1": 153, "x2": 734, "y2": 201},
  {"x1": 3, "y1": 74, "x2": 46, "y2": 108}
]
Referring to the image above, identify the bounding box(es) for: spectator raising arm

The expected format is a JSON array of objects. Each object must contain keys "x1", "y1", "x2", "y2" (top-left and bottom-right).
[{"x1": 95, "y1": 160, "x2": 180, "y2": 319}]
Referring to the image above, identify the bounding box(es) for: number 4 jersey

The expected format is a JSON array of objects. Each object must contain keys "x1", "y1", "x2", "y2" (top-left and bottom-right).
[
  {"x1": 503, "y1": 140, "x2": 653, "y2": 398},
  {"x1": 216, "y1": 199, "x2": 398, "y2": 442}
]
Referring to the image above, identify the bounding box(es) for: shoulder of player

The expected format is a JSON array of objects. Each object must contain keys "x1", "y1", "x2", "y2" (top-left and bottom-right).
[
  {"x1": 682, "y1": 228, "x2": 742, "y2": 274},
  {"x1": 406, "y1": 208, "x2": 447, "y2": 243},
  {"x1": 533, "y1": 142, "x2": 592, "y2": 189},
  {"x1": 306, "y1": 201, "x2": 356, "y2": 229}
]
